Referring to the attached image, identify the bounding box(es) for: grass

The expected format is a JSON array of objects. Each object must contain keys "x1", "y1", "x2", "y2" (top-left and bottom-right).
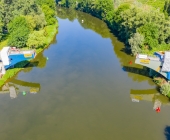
[
  {"x1": 160, "y1": 83, "x2": 170, "y2": 98},
  {"x1": 119, "y1": 0, "x2": 165, "y2": 12},
  {"x1": 137, "y1": 0, "x2": 165, "y2": 11},
  {"x1": 0, "y1": 39, "x2": 8, "y2": 50},
  {"x1": 0, "y1": 61, "x2": 29, "y2": 87},
  {"x1": 0, "y1": 22, "x2": 59, "y2": 87}
]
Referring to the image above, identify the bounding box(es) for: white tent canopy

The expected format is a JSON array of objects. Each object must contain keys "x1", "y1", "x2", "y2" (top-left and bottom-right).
[{"x1": 0, "y1": 47, "x2": 10, "y2": 65}]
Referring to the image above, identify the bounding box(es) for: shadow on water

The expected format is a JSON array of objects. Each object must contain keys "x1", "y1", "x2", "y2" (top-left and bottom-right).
[
  {"x1": 122, "y1": 66, "x2": 150, "y2": 78},
  {"x1": 120, "y1": 47, "x2": 132, "y2": 55},
  {"x1": 27, "y1": 52, "x2": 47, "y2": 69},
  {"x1": 165, "y1": 126, "x2": 170, "y2": 140}
]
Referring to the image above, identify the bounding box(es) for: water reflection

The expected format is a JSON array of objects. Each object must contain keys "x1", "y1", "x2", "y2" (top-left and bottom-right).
[
  {"x1": 0, "y1": 7, "x2": 169, "y2": 140},
  {"x1": 27, "y1": 52, "x2": 47, "y2": 69},
  {"x1": 56, "y1": 7, "x2": 155, "y2": 84},
  {"x1": 57, "y1": 8, "x2": 111, "y2": 38},
  {"x1": 130, "y1": 88, "x2": 170, "y2": 111},
  {"x1": 0, "y1": 79, "x2": 40, "y2": 99}
]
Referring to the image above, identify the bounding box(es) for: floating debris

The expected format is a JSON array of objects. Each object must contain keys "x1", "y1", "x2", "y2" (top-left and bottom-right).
[
  {"x1": 132, "y1": 98, "x2": 139, "y2": 102},
  {"x1": 22, "y1": 91, "x2": 26, "y2": 96},
  {"x1": 153, "y1": 99, "x2": 161, "y2": 112}
]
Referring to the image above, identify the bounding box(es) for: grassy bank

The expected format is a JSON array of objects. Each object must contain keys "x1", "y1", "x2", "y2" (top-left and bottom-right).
[{"x1": 0, "y1": 23, "x2": 58, "y2": 87}]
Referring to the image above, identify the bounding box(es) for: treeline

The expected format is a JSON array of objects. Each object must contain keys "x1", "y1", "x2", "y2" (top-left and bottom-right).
[
  {"x1": 0, "y1": 0, "x2": 57, "y2": 49},
  {"x1": 57, "y1": 0, "x2": 170, "y2": 55}
]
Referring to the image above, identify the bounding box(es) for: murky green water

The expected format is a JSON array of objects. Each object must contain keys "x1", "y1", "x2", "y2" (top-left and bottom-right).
[{"x1": 0, "y1": 8, "x2": 170, "y2": 140}]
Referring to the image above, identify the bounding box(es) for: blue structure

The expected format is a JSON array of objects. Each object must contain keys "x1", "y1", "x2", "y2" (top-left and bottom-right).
[
  {"x1": 5, "y1": 53, "x2": 35, "y2": 69},
  {"x1": 154, "y1": 52, "x2": 164, "y2": 61},
  {"x1": 1, "y1": 47, "x2": 36, "y2": 70}
]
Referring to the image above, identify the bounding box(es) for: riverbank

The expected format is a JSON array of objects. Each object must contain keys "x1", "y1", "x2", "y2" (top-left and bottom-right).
[{"x1": 0, "y1": 23, "x2": 58, "y2": 87}]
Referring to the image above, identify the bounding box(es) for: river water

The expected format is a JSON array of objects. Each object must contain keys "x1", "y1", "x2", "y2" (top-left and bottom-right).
[{"x1": 0, "y1": 8, "x2": 170, "y2": 140}]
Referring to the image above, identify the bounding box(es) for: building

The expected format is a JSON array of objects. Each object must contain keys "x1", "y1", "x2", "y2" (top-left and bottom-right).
[{"x1": 0, "y1": 47, "x2": 36, "y2": 74}]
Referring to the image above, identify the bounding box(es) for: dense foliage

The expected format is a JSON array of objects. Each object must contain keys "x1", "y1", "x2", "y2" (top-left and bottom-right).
[
  {"x1": 8, "y1": 16, "x2": 30, "y2": 47},
  {"x1": 57, "y1": 0, "x2": 170, "y2": 55},
  {"x1": 0, "y1": 0, "x2": 57, "y2": 48}
]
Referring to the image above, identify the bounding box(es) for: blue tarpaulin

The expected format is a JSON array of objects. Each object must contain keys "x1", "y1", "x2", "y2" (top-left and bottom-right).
[
  {"x1": 4, "y1": 54, "x2": 33, "y2": 69},
  {"x1": 167, "y1": 72, "x2": 170, "y2": 80}
]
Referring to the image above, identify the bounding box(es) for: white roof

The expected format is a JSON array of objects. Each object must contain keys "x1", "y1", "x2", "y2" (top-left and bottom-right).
[
  {"x1": 138, "y1": 54, "x2": 147, "y2": 59},
  {"x1": 0, "y1": 46, "x2": 10, "y2": 65},
  {"x1": 1, "y1": 47, "x2": 10, "y2": 55},
  {"x1": 162, "y1": 52, "x2": 170, "y2": 72}
]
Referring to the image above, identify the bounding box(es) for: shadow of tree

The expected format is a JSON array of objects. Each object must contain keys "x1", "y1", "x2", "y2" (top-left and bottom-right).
[
  {"x1": 12, "y1": 60, "x2": 39, "y2": 69},
  {"x1": 9, "y1": 50, "x2": 48, "y2": 69},
  {"x1": 120, "y1": 48, "x2": 132, "y2": 55},
  {"x1": 164, "y1": 126, "x2": 170, "y2": 140},
  {"x1": 122, "y1": 66, "x2": 150, "y2": 78}
]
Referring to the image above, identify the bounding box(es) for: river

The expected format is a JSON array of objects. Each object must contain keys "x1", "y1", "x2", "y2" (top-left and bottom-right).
[{"x1": 0, "y1": 8, "x2": 170, "y2": 140}]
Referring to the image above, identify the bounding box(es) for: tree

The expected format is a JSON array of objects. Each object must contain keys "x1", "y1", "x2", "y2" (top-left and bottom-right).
[
  {"x1": 8, "y1": 26, "x2": 30, "y2": 48},
  {"x1": 8, "y1": 16, "x2": 29, "y2": 33},
  {"x1": 8, "y1": 16, "x2": 30, "y2": 48},
  {"x1": 42, "y1": 4, "x2": 56, "y2": 25},
  {"x1": 0, "y1": 0, "x2": 42, "y2": 28},
  {"x1": 36, "y1": 0, "x2": 56, "y2": 10},
  {"x1": 27, "y1": 30, "x2": 46, "y2": 49},
  {"x1": 164, "y1": 0, "x2": 170, "y2": 17},
  {"x1": 128, "y1": 32, "x2": 144, "y2": 55},
  {"x1": 25, "y1": 15, "x2": 36, "y2": 31},
  {"x1": 0, "y1": 21, "x2": 4, "y2": 41},
  {"x1": 92, "y1": 0, "x2": 114, "y2": 21},
  {"x1": 138, "y1": 23, "x2": 159, "y2": 49},
  {"x1": 34, "y1": 14, "x2": 47, "y2": 30}
]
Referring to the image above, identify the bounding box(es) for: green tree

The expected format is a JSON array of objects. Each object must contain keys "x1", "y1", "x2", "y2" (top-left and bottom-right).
[
  {"x1": 8, "y1": 26, "x2": 30, "y2": 48},
  {"x1": 164, "y1": 0, "x2": 170, "y2": 17},
  {"x1": 36, "y1": 0, "x2": 56, "y2": 10},
  {"x1": 138, "y1": 23, "x2": 159, "y2": 49},
  {"x1": 34, "y1": 14, "x2": 47, "y2": 30},
  {"x1": 42, "y1": 5, "x2": 56, "y2": 25},
  {"x1": 0, "y1": 0, "x2": 42, "y2": 28},
  {"x1": 25, "y1": 15, "x2": 36, "y2": 31},
  {"x1": 128, "y1": 32, "x2": 144, "y2": 55},
  {"x1": 27, "y1": 30, "x2": 46, "y2": 49},
  {"x1": 0, "y1": 21, "x2": 4, "y2": 41},
  {"x1": 8, "y1": 16, "x2": 30, "y2": 48}
]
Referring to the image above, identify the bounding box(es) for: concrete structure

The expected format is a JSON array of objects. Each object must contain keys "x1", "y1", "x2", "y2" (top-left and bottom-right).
[
  {"x1": 0, "y1": 47, "x2": 10, "y2": 65},
  {"x1": 135, "y1": 52, "x2": 170, "y2": 80}
]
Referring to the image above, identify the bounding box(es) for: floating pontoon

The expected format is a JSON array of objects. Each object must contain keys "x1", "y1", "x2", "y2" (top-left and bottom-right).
[{"x1": 135, "y1": 51, "x2": 170, "y2": 80}]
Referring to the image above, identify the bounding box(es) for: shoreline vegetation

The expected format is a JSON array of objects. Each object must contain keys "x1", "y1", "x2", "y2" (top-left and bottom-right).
[
  {"x1": 0, "y1": 0, "x2": 58, "y2": 87},
  {"x1": 56, "y1": 0, "x2": 170, "y2": 98}
]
